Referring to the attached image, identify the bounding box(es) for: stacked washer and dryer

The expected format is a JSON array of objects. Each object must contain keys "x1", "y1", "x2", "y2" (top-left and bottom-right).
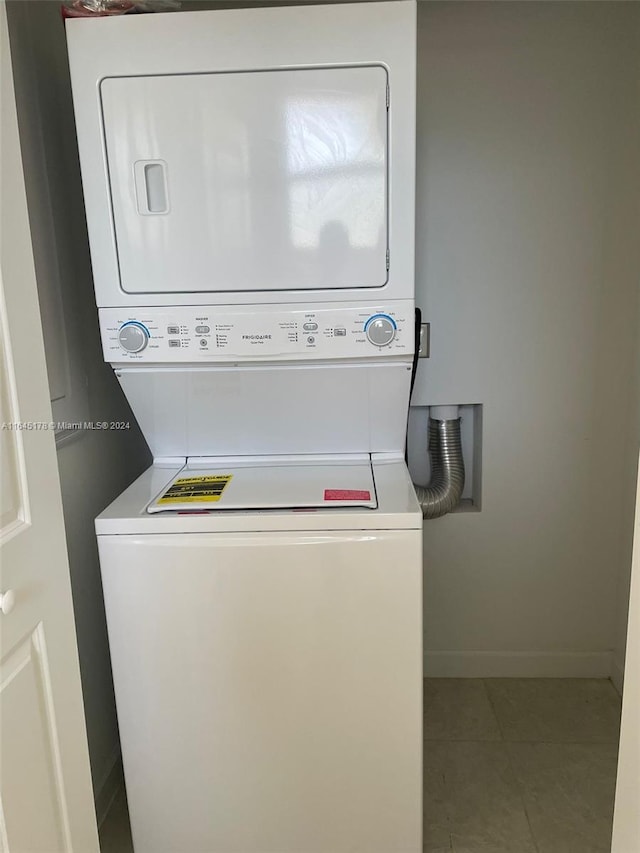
[{"x1": 67, "y1": 3, "x2": 421, "y2": 851}]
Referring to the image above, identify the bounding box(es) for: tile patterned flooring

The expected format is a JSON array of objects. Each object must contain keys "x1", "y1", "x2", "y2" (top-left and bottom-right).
[
  {"x1": 423, "y1": 678, "x2": 621, "y2": 853},
  {"x1": 100, "y1": 678, "x2": 621, "y2": 853}
]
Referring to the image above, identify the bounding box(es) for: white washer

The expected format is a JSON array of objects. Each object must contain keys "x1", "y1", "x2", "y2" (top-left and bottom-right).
[{"x1": 96, "y1": 457, "x2": 422, "y2": 853}]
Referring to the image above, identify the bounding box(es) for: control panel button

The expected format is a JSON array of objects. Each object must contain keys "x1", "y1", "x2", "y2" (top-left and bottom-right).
[
  {"x1": 365, "y1": 314, "x2": 396, "y2": 347},
  {"x1": 168, "y1": 339, "x2": 180, "y2": 348},
  {"x1": 195, "y1": 325, "x2": 210, "y2": 334},
  {"x1": 307, "y1": 336, "x2": 315, "y2": 344},
  {"x1": 118, "y1": 323, "x2": 149, "y2": 353},
  {"x1": 303, "y1": 322, "x2": 318, "y2": 331},
  {"x1": 200, "y1": 339, "x2": 207, "y2": 347},
  {"x1": 334, "y1": 327, "x2": 347, "y2": 337},
  {"x1": 167, "y1": 325, "x2": 179, "y2": 335}
]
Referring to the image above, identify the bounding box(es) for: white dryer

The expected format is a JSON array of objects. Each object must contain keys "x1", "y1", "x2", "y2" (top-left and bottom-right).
[
  {"x1": 66, "y1": 2, "x2": 421, "y2": 851},
  {"x1": 66, "y1": 1, "x2": 416, "y2": 310}
]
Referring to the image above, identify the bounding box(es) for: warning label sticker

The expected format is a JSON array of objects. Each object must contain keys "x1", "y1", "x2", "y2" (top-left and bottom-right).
[
  {"x1": 324, "y1": 489, "x2": 372, "y2": 502},
  {"x1": 157, "y1": 475, "x2": 233, "y2": 505}
]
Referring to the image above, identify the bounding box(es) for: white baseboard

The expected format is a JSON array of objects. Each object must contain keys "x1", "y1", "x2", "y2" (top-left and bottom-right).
[
  {"x1": 610, "y1": 654, "x2": 625, "y2": 695},
  {"x1": 94, "y1": 748, "x2": 124, "y2": 828},
  {"x1": 424, "y1": 649, "x2": 613, "y2": 678}
]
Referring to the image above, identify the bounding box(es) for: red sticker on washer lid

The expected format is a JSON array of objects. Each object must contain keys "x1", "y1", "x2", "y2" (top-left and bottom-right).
[{"x1": 324, "y1": 489, "x2": 371, "y2": 501}]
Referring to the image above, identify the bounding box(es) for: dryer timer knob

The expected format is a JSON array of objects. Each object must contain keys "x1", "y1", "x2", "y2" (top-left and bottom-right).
[
  {"x1": 365, "y1": 314, "x2": 396, "y2": 347},
  {"x1": 118, "y1": 322, "x2": 149, "y2": 353}
]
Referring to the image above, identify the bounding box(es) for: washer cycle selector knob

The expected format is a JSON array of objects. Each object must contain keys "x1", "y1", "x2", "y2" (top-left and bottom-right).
[
  {"x1": 118, "y1": 322, "x2": 149, "y2": 353},
  {"x1": 365, "y1": 314, "x2": 397, "y2": 347}
]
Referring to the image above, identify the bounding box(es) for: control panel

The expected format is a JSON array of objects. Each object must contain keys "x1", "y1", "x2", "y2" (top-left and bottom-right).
[{"x1": 99, "y1": 303, "x2": 413, "y2": 363}]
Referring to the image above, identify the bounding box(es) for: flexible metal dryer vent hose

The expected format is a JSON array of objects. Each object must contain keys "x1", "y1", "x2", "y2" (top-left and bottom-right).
[{"x1": 414, "y1": 417, "x2": 465, "y2": 519}]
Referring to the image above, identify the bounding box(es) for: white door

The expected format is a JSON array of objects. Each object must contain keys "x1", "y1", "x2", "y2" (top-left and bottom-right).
[
  {"x1": 612, "y1": 454, "x2": 640, "y2": 852},
  {"x1": 0, "y1": 7, "x2": 99, "y2": 851},
  {"x1": 101, "y1": 65, "x2": 388, "y2": 295}
]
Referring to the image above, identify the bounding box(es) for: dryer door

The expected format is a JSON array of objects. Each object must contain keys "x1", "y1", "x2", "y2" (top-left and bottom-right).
[{"x1": 100, "y1": 66, "x2": 388, "y2": 296}]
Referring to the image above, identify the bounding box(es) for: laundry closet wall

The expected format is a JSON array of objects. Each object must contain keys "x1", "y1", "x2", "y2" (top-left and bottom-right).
[
  {"x1": 6, "y1": 0, "x2": 151, "y2": 819},
  {"x1": 411, "y1": 1, "x2": 640, "y2": 680}
]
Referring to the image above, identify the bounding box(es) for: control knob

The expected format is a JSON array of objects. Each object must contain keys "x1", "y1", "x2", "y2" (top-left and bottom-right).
[
  {"x1": 365, "y1": 314, "x2": 396, "y2": 347},
  {"x1": 118, "y1": 322, "x2": 149, "y2": 353}
]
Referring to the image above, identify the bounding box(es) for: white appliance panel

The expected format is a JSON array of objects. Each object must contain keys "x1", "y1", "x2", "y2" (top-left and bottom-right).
[
  {"x1": 101, "y1": 66, "x2": 388, "y2": 296},
  {"x1": 98, "y1": 529, "x2": 422, "y2": 853},
  {"x1": 115, "y1": 361, "x2": 413, "y2": 458},
  {"x1": 66, "y1": 1, "x2": 416, "y2": 308},
  {"x1": 99, "y1": 301, "x2": 412, "y2": 363}
]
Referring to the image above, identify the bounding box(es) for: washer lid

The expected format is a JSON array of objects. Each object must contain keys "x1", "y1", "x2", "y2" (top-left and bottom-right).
[
  {"x1": 146, "y1": 455, "x2": 377, "y2": 514},
  {"x1": 95, "y1": 457, "x2": 421, "y2": 534}
]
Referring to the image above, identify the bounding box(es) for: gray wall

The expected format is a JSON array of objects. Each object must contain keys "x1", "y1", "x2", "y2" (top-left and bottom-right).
[
  {"x1": 412, "y1": 1, "x2": 640, "y2": 677},
  {"x1": 7, "y1": 0, "x2": 151, "y2": 816}
]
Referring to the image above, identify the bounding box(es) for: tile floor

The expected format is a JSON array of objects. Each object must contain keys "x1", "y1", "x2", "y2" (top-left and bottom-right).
[
  {"x1": 424, "y1": 678, "x2": 621, "y2": 853},
  {"x1": 99, "y1": 678, "x2": 621, "y2": 853}
]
